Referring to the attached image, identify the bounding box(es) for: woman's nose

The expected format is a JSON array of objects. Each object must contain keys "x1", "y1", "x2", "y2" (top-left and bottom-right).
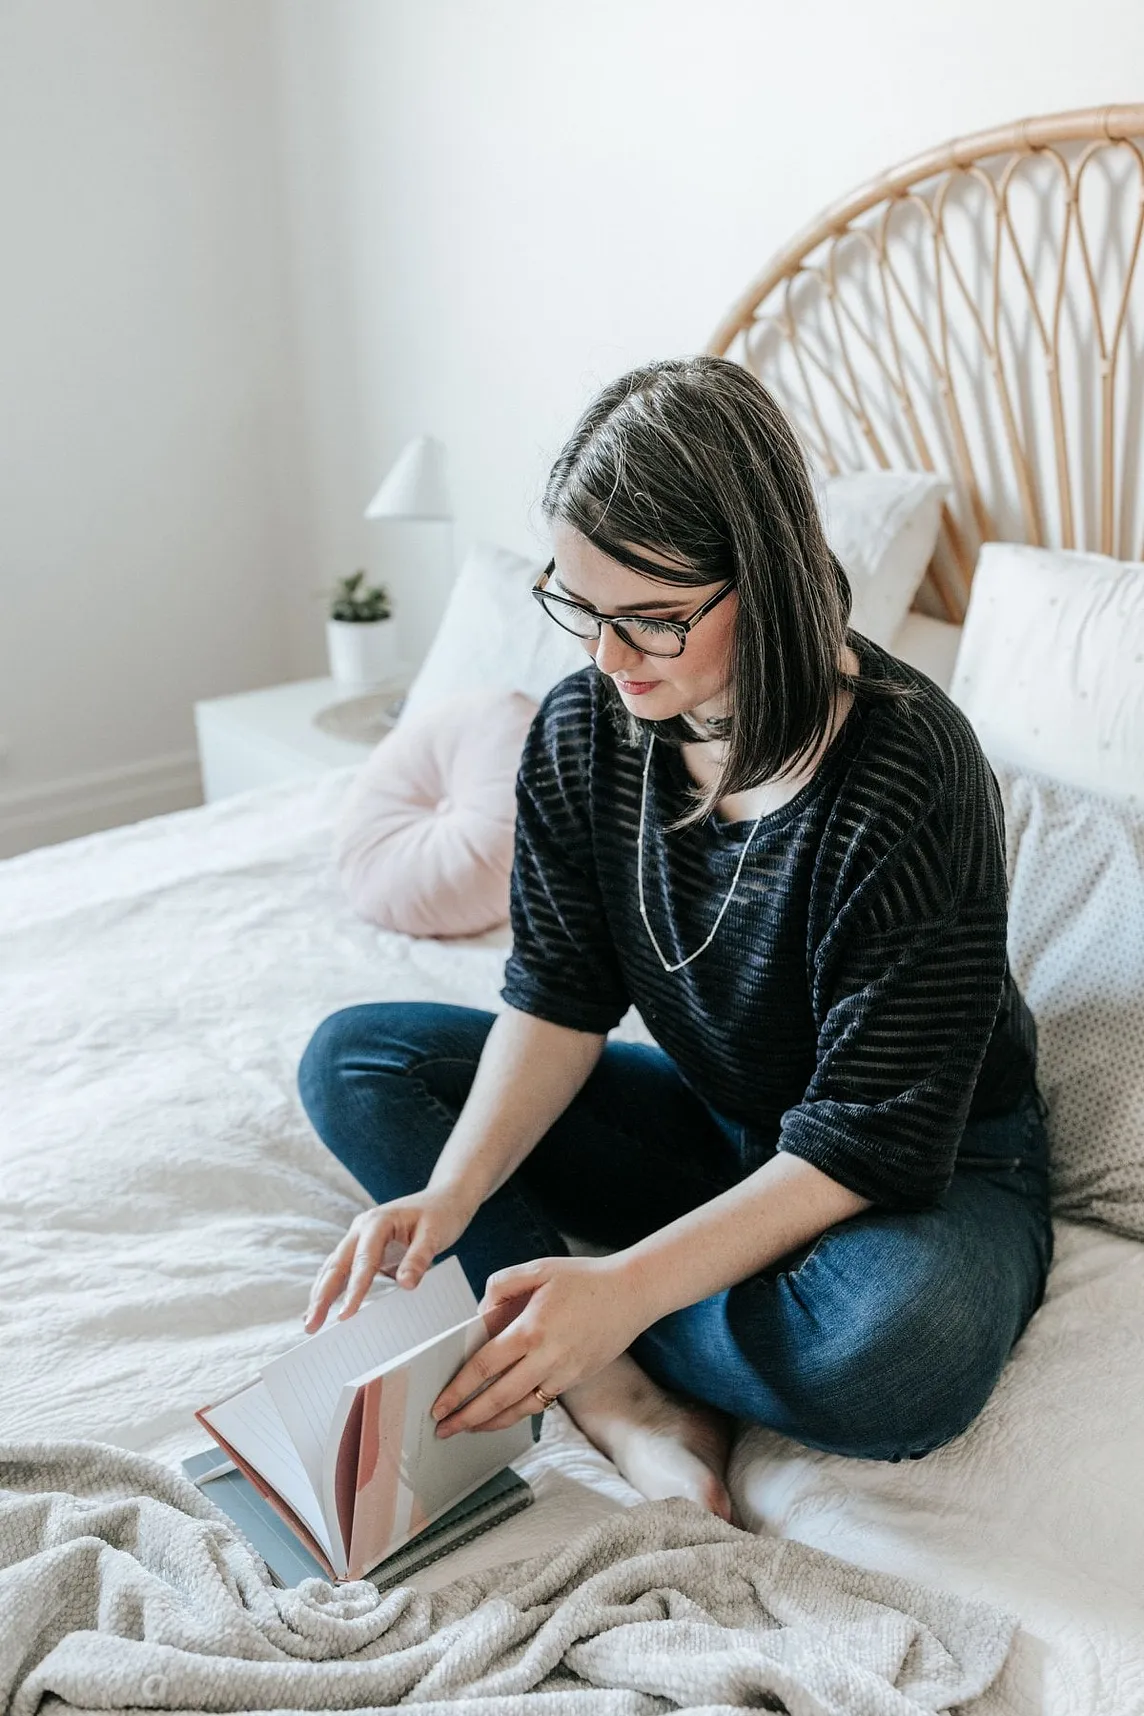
[{"x1": 592, "y1": 623, "x2": 646, "y2": 676}]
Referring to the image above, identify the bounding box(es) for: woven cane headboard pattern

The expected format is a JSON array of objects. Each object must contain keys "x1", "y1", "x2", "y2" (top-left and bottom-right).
[{"x1": 708, "y1": 104, "x2": 1144, "y2": 620}]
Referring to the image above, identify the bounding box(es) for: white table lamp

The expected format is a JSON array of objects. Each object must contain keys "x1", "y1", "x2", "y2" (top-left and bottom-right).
[
  {"x1": 364, "y1": 437, "x2": 455, "y2": 666},
  {"x1": 365, "y1": 435, "x2": 452, "y2": 521}
]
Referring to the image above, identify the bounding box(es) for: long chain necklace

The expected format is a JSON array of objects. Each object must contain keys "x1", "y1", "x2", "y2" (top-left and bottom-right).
[{"x1": 637, "y1": 732, "x2": 765, "y2": 974}]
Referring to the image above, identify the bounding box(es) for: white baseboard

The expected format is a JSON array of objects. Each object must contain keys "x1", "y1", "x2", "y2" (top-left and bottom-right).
[{"x1": 0, "y1": 751, "x2": 204, "y2": 860}]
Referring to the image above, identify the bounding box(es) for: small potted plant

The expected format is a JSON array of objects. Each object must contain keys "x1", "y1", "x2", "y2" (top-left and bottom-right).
[{"x1": 323, "y1": 570, "x2": 398, "y2": 687}]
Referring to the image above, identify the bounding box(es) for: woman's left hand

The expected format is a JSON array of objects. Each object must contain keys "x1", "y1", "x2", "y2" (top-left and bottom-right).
[{"x1": 431, "y1": 1254, "x2": 648, "y2": 1435}]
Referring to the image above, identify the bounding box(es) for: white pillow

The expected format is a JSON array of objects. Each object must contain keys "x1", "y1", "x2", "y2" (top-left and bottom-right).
[
  {"x1": 818, "y1": 471, "x2": 948, "y2": 647},
  {"x1": 400, "y1": 542, "x2": 585, "y2": 726},
  {"x1": 999, "y1": 762, "x2": 1144, "y2": 1241},
  {"x1": 951, "y1": 542, "x2": 1144, "y2": 805}
]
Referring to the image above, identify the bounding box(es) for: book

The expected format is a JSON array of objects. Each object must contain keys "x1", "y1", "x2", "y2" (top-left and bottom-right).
[
  {"x1": 193, "y1": 1256, "x2": 536, "y2": 1582},
  {"x1": 182, "y1": 1449, "x2": 534, "y2": 1590}
]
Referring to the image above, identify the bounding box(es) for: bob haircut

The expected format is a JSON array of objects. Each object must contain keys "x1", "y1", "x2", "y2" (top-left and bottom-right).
[{"x1": 541, "y1": 354, "x2": 917, "y2": 834}]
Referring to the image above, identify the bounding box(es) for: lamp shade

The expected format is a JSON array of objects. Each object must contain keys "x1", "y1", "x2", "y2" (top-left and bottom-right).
[{"x1": 364, "y1": 435, "x2": 452, "y2": 521}]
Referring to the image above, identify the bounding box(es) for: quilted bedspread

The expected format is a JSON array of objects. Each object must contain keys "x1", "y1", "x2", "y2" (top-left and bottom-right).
[{"x1": 1, "y1": 766, "x2": 1142, "y2": 1715}]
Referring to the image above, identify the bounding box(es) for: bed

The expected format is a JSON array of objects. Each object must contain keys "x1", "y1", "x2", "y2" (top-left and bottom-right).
[{"x1": 4, "y1": 103, "x2": 1144, "y2": 1716}]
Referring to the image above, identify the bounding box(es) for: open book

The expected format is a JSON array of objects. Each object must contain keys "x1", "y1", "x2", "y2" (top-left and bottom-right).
[{"x1": 195, "y1": 1257, "x2": 534, "y2": 1582}]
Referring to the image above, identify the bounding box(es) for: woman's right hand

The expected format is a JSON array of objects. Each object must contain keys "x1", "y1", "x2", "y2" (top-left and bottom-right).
[{"x1": 304, "y1": 1186, "x2": 475, "y2": 1332}]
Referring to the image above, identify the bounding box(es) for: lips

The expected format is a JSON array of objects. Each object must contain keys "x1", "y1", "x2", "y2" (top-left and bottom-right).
[{"x1": 616, "y1": 679, "x2": 659, "y2": 695}]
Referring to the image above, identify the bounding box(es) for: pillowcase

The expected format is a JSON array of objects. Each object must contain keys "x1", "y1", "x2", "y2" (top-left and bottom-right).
[
  {"x1": 999, "y1": 762, "x2": 1144, "y2": 1241},
  {"x1": 334, "y1": 688, "x2": 538, "y2": 939},
  {"x1": 951, "y1": 544, "x2": 1144, "y2": 1238},
  {"x1": 400, "y1": 542, "x2": 584, "y2": 726},
  {"x1": 951, "y1": 541, "x2": 1144, "y2": 805},
  {"x1": 818, "y1": 471, "x2": 948, "y2": 646}
]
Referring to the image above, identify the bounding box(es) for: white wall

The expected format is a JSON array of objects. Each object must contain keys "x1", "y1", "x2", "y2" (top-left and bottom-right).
[
  {"x1": 273, "y1": 0, "x2": 1144, "y2": 636},
  {"x1": 0, "y1": 0, "x2": 310, "y2": 856}
]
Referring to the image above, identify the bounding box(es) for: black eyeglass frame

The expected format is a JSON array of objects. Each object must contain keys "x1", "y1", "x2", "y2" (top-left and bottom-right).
[{"x1": 531, "y1": 560, "x2": 736, "y2": 658}]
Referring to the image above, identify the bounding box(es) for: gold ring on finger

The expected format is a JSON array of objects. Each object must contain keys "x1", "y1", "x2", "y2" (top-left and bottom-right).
[{"x1": 533, "y1": 1386, "x2": 559, "y2": 1411}]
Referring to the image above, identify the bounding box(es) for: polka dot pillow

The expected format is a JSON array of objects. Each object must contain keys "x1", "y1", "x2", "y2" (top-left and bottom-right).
[
  {"x1": 999, "y1": 762, "x2": 1144, "y2": 1240},
  {"x1": 952, "y1": 542, "x2": 1144, "y2": 807}
]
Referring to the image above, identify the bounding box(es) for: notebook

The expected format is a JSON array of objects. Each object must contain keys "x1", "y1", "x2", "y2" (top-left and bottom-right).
[
  {"x1": 193, "y1": 1257, "x2": 536, "y2": 1582},
  {"x1": 183, "y1": 1449, "x2": 534, "y2": 1590}
]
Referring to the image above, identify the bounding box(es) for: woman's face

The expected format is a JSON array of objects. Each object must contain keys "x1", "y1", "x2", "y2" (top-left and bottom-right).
[{"x1": 548, "y1": 522, "x2": 737, "y2": 726}]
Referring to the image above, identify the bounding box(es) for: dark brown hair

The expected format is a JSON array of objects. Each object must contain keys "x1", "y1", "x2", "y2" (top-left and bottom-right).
[{"x1": 542, "y1": 354, "x2": 916, "y2": 832}]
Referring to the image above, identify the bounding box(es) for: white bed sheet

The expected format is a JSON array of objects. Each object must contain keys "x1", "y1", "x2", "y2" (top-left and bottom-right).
[{"x1": 1, "y1": 766, "x2": 1141, "y2": 1715}]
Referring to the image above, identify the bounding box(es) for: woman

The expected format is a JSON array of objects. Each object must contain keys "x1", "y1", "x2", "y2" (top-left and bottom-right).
[{"x1": 297, "y1": 356, "x2": 1052, "y2": 1522}]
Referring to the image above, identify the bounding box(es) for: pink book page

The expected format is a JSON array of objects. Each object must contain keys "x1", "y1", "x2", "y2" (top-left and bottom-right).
[
  {"x1": 342, "y1": 1318, "x2": 532, "y2": 1582},
  {"x1": 346, "y1": 1370, "x2": 409, "y2": 1578}
]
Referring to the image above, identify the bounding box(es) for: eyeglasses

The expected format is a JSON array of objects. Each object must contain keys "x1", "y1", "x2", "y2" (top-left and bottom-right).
[{"x1": 531, "y1": 561, "x2": 735, "y2": 658}]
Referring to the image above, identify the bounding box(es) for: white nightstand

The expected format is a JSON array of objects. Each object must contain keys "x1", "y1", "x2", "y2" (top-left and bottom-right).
[{"x1": 194, "y1": 671, "x2": 412, "y2": 803}]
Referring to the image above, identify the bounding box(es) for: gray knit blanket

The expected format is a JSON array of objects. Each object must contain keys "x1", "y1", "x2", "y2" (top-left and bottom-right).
[{"x1": 2, "y1": 1442, "x2": 1016, "y2": 1715}]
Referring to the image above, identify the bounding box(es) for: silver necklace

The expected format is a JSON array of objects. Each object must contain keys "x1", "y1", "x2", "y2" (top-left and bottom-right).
[{"x1": 637, "y1": 733, "x2": 765, "y2": 974}]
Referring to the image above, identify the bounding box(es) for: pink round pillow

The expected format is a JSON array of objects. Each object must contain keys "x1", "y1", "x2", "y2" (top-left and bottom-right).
[{"x1": 334, "y1": 688, "x2": 539, "y2": 938}]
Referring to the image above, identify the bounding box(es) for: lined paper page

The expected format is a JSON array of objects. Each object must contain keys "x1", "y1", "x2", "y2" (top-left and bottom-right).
[
  {"x1": 202, "y1": 1381, "x2": 333, "y2": 1561},
  {"x1": 262, "y1": 1258, "x2": 478, "y2": 1502}
]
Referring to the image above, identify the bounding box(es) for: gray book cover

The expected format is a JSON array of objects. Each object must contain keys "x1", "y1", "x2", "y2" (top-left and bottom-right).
[{"x1": 183, "y1": 1447, "x2": 535, "y2": 1589}]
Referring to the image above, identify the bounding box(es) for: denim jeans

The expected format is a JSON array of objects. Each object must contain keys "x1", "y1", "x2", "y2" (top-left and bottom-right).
[{"x1": 297, "y1": 1000, "x2": 1054, "y2": 1463}]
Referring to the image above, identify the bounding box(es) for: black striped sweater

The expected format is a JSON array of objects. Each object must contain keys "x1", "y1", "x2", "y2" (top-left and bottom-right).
[{"x1": 500, "y1": 632, "x2": 1037, "y2": 1209}]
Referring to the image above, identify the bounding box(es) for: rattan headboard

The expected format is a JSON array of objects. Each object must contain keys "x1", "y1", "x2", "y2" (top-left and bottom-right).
[{"x1": 707, "y1": 103, "x2": 1144, "y2": 621}]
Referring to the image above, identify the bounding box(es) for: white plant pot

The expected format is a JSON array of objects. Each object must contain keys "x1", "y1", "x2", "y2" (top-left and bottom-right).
[{"x1": 326, "y1": 617, "x2": 399, "y2": 688}]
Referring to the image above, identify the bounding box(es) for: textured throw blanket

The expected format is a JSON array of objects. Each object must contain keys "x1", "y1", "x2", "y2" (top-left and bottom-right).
[{"x1": 2, "y1": 1442, "x2": 1016, "y2": 1715}]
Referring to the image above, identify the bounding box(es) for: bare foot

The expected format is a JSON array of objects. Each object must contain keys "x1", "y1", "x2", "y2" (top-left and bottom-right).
[{"x1": 560, "y1": 1353, "x2": 735, "y2": 1521}]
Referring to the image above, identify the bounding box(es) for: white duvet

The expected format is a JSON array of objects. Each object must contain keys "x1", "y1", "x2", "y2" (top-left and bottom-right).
[{"x1": 1, "y1": 767, "x2": 1141, "y2": 1716}]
